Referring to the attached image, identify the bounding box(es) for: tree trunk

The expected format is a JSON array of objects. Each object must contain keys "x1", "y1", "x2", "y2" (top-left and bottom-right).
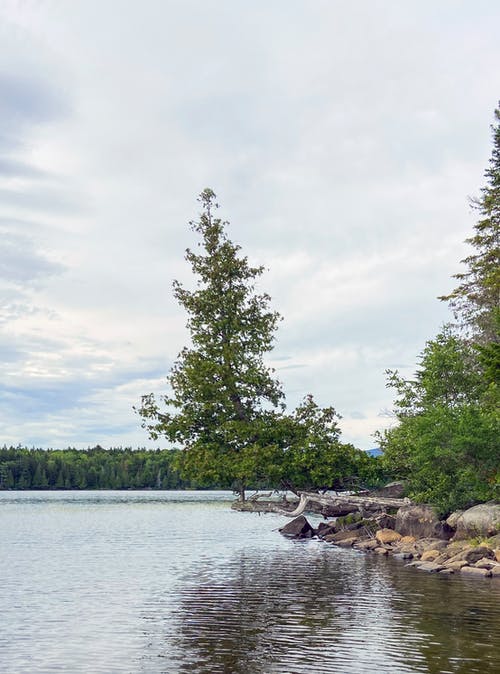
[
  {"x1": 231, "y1": 490, "x2": 413, "y2": 515},
  {"x1": 238, "y1": 482, "x2": 246, "y2": 502},
  {"x1": 281, "y1": 491, "x2": 412, "y2": 517}
]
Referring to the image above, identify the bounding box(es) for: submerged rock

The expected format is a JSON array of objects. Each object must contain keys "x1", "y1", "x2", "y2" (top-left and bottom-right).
[{"x1": 461, "y1": 566, "x2": 492, "y2": 578}]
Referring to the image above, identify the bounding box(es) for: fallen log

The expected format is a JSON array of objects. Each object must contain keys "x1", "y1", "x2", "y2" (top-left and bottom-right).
[
  {"x1": 283, "y1": 491, "x2": 413, "y2": 518},
  {"x1": 231, "y1": 490, "x2": 412, "y2": 516}
]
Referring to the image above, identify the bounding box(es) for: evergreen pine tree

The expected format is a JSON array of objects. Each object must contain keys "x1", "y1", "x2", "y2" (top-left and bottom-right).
[
  {"x1": 440, "y1": 102, "x2": 500, "y2": 343},
  {"x1": 137, "y1": 189, "x2": 284, "y2": 500}
]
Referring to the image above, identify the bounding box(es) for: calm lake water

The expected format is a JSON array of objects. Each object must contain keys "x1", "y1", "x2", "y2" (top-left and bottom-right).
[{"x1": 1, "y1": 491, "x2": 499, "y2": 674}]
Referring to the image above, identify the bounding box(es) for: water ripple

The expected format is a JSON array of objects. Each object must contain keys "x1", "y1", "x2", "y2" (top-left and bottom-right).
[{"x1": 1, "y1": 491, "x2": 499, "y2": 674}]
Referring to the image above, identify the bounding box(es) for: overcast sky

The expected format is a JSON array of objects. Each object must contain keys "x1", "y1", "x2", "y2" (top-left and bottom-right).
[{"x1": 1, "y1": 1, "x2": 499, "y2": 451}]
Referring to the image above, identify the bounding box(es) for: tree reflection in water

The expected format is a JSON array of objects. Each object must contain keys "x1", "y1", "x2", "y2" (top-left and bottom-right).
[{"x1": 139, "y1": 543, "x2": 500, "y2": 674}]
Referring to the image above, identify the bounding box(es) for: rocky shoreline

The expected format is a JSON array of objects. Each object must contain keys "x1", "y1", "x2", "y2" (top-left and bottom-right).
[{"x1": 279, "y1": 502, "x2": 500, "y2": 579}]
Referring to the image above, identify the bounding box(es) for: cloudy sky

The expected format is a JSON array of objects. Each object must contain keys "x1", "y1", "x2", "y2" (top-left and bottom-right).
[{"x1": 1, "y1": 1, "x2": 499, "y2": 450}]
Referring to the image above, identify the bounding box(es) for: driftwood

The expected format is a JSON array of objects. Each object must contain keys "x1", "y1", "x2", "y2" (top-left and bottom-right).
[
  {"x1": 231, "y1": 490, "x2": 412, "y2": 516},
  {"x1": 282, "y1": 491, "x2": 412, "y2": 517}
]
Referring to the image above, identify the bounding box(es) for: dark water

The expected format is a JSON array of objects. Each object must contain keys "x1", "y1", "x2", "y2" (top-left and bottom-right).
[{"x1": 0, "y1": 491, "x2": 499, "y2": 674}]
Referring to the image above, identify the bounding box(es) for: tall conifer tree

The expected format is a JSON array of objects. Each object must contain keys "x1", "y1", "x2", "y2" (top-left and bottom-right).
[
  {"x1": 137, "y1": 189, "x2": 284, "y2": 499},
  {"x1": 440, "y1": 102, "x2": 500, "y2": 343}
]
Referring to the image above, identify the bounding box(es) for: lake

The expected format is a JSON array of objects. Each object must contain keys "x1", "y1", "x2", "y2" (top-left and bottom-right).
[{"x1": 0, "y1": 490, "x2": 499, "y2": 674}]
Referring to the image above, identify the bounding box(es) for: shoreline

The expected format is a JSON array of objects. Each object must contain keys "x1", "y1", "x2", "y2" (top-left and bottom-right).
[{"x1": 277, "y1": 503, "x2": 500, "y2": 580}]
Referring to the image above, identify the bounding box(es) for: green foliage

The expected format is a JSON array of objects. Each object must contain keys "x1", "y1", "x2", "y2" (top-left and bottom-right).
[
  {"x1": 379, "y1": 332, "x2": 499, "y2": 516},
  {"x1": 380, "y1": 104, "x2": 500, "y2": 516},
  {"x1": 0, "y1": 446, "x2": 205, "y2": 490},
  {"x1": 137, "y1": 190, "x2": 285, "y2": 499},
  {"x1": 440, "y1": 102, "x2": 500, "y2": 343},
  {"x1": 137, "y1": 190, "x2": 380, "y2": 498},
  {"x1": 279, "y1": 395, "x2": 383, "y2": 492}
]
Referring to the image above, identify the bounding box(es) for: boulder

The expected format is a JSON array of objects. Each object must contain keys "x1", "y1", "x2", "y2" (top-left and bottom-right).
[
  {"x1": 460, "y1": 566, "x2": 491, "y2": 578},
  {"x1": 446, "y1": 510, "x2": 464, "y2": 530},
  {"x1": 375, "y1": 528, "x2": 402, "y2": 544},
  {"x1": 324, "y1": 529, "x2": 363, "y2": 543},
  {"x1": 451, "y1": 503, "x2": 500, "y2": 540},
  {"x1": 415, "y1": 538, "x2": 448, "y2": 554},
  {"x1": 434, "y1": 551, "x2": 453, "y2": 565},
  {"x1": 445, "y1": 547, "x2": 473, "y2": 564},
  {"x1": 395, "y1": 505, "x2": 453, "y2": 540},
  {"x1": 421, "y1": 549, "x2": 441, "y2": 562},
  {"x1": 463, "y1": 546, "x2": 495, "y2": 565},
  {"x1": 279, "y1": 515, "x2": 314, "y2": 539},
  {"x1": 398, "y1": 543, "x2": 419, "y2": 556},
  {"x1": 491, "y1": 566, "x2": 500, "y2": 577},
  {"x1": 371, "y1": 481, "x2": 406, "y2": 499},
  {"x1": 474, "y1": 558, "x2": 496, "y2": 570},
  {"x1": 374, "y1": 514, "x2": 397, "y2": 529},
  {"x1": 495, "y1": 549, "x2": 500, "y2": 563},
  {"x1": 400, "y1": 535, "x2": 416, "y2": 544},
  {"x1": 317, "y1": 521, "x2": 337, "y2": 537},
  {"x1": 444, "y1": 560, "x2": 469, "y2": 571}
]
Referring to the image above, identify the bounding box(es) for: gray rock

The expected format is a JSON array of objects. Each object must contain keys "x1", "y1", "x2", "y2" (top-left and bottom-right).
[
  {"x1": 418, "y1": 562, "x2": 445, "y2": 573},
  {"x1": 371, "y1": 481, "x2": 406, "y2": 499},
  {"x1": 461, "y1": 566, "x2": 492, "y2": 578},
  {"x1": 325, "y1": 529, "x2": 363, "y2": 543},
  {"x1": 446, "y1": 510, "x2": 464, "y2": 530},
  {"x1": 463, "y1": 546, "x2": 495, "y2": 564},
  {"x1": 452, "y1": 503, "x2": 500, "y2": 540},
  {"x1": 395, "y1": 504, "x2": 454, "y2": 540},
  {"x1": 279, "y1": 515, "x2": 314, "y2": 539},
  {"x1": 317, "y1": 521, "x2": 337, "y2": 537}
]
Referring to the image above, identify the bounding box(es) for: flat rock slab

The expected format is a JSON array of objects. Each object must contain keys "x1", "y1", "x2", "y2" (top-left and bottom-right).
[
  {"x1": 336, "y1": 538, "x2": 358, "y2": 547},
  {"x1": 461, "y1": 566, "x2": 491, "y2": 577},
  {"x1": 354, "y1": 539, "x2": 379, "y2": 551},
  {"x1": 444, "y1": 560, "x2": 469, "y2": 570},
  {"x1": 418, "y1": 562, "x2": 445, "y2": 573}
]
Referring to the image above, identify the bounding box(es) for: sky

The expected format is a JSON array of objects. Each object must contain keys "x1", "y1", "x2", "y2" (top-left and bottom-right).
[{"x1": 1, "y1": 0, "x2": 500, "y2": 451}]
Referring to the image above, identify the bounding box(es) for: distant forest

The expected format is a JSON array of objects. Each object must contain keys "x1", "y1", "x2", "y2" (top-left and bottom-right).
[{"x1": 0, "y1": 446, "x2": 217, "y2": 490}]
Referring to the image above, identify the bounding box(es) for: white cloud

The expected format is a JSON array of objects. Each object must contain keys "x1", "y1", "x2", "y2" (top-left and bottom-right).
[{"x1": 1, "y1": 1, "x2": 499, "y2": 449}]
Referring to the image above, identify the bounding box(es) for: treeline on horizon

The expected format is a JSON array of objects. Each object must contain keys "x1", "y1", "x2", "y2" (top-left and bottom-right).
[
  {"x1": 0, "y1": 443, "x2": 382, "y2": 492},
  {"x1": 0, "y1": 446, "x2": 213, "y2": 490}
]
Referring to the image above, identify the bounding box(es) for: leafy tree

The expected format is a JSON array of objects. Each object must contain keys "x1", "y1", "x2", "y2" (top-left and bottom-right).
[
  {"x1": 137, "y1": 189, "x2": 285, "y2": 500},
  {"x1": 440, "y1": 102, "x2": 500, "y2": 343},
  {"x1": 378, "y1": 331, "x2": 499, "y2": 515},
  {"x1": 279, "y1": 395, "x2": 377, "y2": 493},
  {"x1": 380, "y1": 104, "x2": 500, "y2": 515}
]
